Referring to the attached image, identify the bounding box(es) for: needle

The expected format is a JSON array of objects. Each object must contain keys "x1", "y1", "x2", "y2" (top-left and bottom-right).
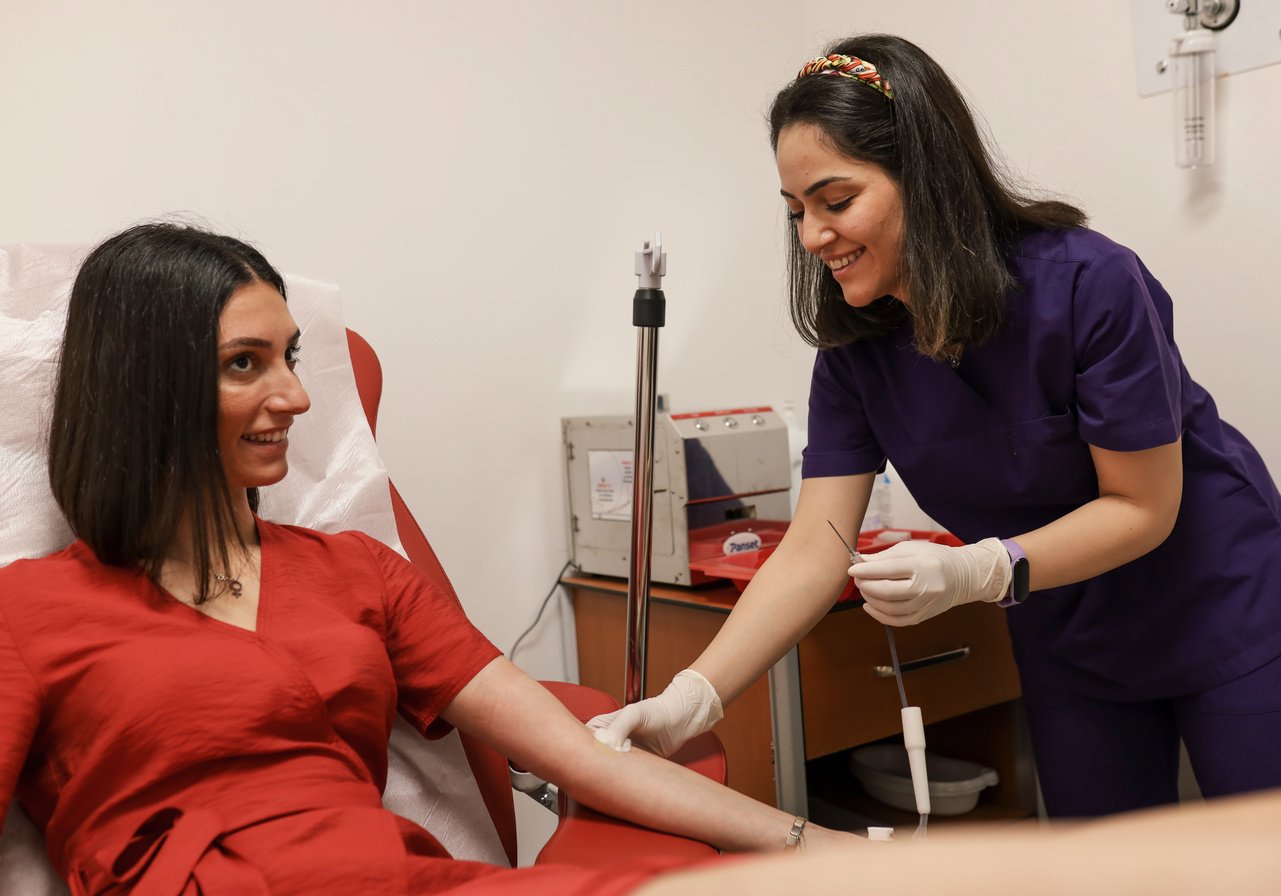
[{"x1": 826, "y1": 519, "x2": 863, "y2": 564}]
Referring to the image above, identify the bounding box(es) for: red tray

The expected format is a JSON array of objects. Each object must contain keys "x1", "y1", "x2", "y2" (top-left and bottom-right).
[
  {"x1": 685, "y1": 520, "x2": 791, "y2": 585},
  {"x1": 688, "y1": 528, "x2": 963, "y2": 602}
]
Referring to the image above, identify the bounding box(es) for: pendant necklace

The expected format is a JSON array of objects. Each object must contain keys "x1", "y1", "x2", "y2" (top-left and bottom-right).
[{"x1": 214, "y1": 573, "x2": 244, "y2": 598}]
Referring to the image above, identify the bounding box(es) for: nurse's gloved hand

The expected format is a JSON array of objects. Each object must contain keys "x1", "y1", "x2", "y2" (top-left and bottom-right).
[
  {"x1": 851, "y1": 537, "x2": 1011, "y2": 626},
  {"x1": 587, "y1": 669, "x2": 723, "y2": 756}
]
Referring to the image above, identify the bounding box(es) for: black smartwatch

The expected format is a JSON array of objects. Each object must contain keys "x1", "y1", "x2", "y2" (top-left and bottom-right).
[{"x1": 998, "y1": 538, "x2": 1030, "y2": 607}]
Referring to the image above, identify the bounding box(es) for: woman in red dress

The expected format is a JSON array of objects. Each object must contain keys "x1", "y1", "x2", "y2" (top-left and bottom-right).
[{"x1": 0, "y1": 223, "x2": 851, "y2": 896}]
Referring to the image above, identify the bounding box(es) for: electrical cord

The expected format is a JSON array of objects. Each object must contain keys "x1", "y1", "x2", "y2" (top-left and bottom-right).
[
  {"x1": 509, "y1": 559, "x2": 575, "y2": 661},
  {"x1": 885, "y1": 625, "x2": 909, "y2": 709}
]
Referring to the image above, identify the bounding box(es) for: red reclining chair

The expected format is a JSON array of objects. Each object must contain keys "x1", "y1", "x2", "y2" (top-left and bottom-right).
[{"x1": 344, "y1": 329, "x2": 726, "y2": 867}]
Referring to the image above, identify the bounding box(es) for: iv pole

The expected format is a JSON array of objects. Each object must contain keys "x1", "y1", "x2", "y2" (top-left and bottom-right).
[{"x1": 623, "y1": 234, "x2": 666, "y2": 705}]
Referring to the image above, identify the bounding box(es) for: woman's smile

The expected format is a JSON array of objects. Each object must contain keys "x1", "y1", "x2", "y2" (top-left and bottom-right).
[
  {"x1": 825, "y1": 247, "x2": 867, "y2": 277},
  {"x1": 777, "y1": 123, "x2": 907, "y2": 307}
]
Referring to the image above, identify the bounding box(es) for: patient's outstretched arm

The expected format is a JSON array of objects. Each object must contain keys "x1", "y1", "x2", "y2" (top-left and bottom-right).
[{"x1": 441, "y1": 656, "x2": 856, "y2": 854}]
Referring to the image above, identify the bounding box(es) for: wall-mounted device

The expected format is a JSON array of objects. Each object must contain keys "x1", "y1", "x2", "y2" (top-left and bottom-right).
[{"x1": 1131, "y1": 0, "x2": 1276, "y2": 168}]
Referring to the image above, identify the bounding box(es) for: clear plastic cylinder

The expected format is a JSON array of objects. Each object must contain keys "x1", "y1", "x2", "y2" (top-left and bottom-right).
[{"x1": 1170, "y1": 28, "x2": 1216, "y2": 168}]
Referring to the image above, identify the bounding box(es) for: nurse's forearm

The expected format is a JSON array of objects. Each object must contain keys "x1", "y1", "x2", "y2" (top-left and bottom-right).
[
  {"x1": 1016, "y1": 498, "x2": 1169, "y2": 590},
  {"x1": 690, "y1": 541, "x2": 848, "y2": 705},
  {"x1": 1014, "y1": 441, "x2": 1182, "y2": 591},
  {"x1": 691, "y1": 474, "x2": 873, "y2": 705}
]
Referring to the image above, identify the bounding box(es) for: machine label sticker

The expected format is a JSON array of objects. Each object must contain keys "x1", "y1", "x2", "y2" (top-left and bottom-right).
[
  {"x1": 722, "y1": 531, "x2": 763, "y2": 555},
  {"x1": 588, "y1": 449, "x2": 634, "y2": 521}
]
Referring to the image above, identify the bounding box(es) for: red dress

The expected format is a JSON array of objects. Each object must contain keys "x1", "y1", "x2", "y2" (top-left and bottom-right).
[{"x1": 0, "y1": 522, "x2": 677, "y2": 895}]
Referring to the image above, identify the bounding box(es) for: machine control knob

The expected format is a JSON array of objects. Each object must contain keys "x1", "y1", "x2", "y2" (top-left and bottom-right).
[
  {"x1": 694, "y1": 420, "x2": 708, "y2": 431},
  {"x1": 751, "y1": 415, "x2": 764, "y2": 426},
  {"x1": 723, "y1": 417, "x2": 738, "y2": 429}
]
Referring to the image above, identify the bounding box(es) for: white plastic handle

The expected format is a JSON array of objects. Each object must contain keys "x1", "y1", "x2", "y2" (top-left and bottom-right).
[{"x1": 901, "y1": 706, "x2": 931, "y2": 816}]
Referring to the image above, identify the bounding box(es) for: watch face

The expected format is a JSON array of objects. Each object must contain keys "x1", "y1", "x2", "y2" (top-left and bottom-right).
[{"x1": 1011, "y1": 557, "x2": 1030, "y2": 603}]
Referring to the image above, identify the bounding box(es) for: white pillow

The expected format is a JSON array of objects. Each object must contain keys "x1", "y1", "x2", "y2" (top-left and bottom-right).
[{"x1": 0, "y1": 244, "x2": 81, "y2": 567}]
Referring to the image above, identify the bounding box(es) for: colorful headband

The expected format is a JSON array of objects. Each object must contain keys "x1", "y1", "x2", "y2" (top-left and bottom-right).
[{"x1": 796, "y1": 54, "x2": 893, "y2": 100}]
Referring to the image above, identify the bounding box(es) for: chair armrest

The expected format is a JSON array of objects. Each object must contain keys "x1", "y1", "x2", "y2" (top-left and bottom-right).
[{"x1": 534, "y1": 680, "x2": 726, "y2": 867}]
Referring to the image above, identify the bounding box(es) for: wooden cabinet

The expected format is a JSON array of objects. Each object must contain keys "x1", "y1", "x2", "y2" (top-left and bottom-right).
[
  {"x1": 565, "y1": 575, "x2": 1039, "y2": 821},
  {"x1": 798, "y1": 600, "x2": 1022, "y2": 756}
]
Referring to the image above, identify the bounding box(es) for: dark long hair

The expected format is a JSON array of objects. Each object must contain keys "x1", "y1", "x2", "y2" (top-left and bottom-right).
[
  {"x1": 769, "y1": 34, "x2": 1087, "y2": 358},
  {"x1": 48, "y1": 222, "x2": 287, "y2": 603}
]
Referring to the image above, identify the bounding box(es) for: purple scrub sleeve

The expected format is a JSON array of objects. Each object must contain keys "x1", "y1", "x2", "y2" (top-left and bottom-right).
[
  {"x1": 1069, "y1": 248, "x2": 1184, "y2": 452},
  {"x1": 803, "y1": 348, "x2": 886, "y2": 479}
]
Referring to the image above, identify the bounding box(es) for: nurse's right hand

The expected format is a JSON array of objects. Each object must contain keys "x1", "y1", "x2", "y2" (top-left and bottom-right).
[
  {"x1": 587, "y1": 668, "x2": 724, "y2": 756},
  {"x1": 851, "y1": 537, "x2": 1011, "y2": 625}
]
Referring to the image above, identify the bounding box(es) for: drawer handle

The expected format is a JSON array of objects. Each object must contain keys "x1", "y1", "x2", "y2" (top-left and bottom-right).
[{"x1": 873, "y1": 645, "x2": 971, "y2": 677}]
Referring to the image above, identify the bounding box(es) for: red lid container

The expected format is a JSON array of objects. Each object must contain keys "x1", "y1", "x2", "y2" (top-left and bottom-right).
[
  {"x1": 685, "y1": 520, "x2": 791, "y2": 585},
  {"x1": 688, "y1": 528, "x2": 963, "y2": 602}
]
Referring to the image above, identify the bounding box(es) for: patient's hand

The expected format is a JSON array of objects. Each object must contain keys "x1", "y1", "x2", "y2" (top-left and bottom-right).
[{"x1": 796, "y1": 823, "x2": 868, "y2": 853}]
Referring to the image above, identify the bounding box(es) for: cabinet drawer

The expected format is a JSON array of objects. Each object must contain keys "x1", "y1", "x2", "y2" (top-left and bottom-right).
[{"x1": 798, "y1": 602, "x2": 1021, "y2": 759}]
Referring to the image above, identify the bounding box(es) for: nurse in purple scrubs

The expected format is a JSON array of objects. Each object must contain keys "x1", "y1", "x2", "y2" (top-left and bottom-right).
[{"x1": 589, "y1": 33, "x2": 1281, "y2": 817}]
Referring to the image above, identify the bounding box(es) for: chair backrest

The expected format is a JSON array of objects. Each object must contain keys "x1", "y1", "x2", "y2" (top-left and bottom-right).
[{"x1": 344, "y1": 329, "x2": 518, "y2": 866}]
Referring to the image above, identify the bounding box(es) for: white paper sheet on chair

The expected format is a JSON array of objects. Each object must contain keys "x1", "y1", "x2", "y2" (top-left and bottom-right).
[
  {"x1": 0, "y1": 244, "x2": 508, "y2": 890},
  {"x1": 0, "y1": 244, "x2": 82, "y2": 567}
]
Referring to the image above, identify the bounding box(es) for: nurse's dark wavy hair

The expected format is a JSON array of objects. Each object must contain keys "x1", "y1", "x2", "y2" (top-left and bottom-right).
[
  {"x1": 769, "y1": 34, "x2": 1087, "y2": 359},
  {"x1": 48, "y1": 222, "x2": 287, "y2": 605}
]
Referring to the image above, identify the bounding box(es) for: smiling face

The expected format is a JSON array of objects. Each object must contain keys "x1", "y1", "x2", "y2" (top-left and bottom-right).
[
  {"x1": 216, "y1": 280, "x2": 310, "y2": 491},
  {"x1": 776, "y1": 123, "x2": 907, "y2": 308}
]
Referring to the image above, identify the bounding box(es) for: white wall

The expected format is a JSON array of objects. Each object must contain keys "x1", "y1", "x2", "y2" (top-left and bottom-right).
[
  {"x1": 3, "y1": 0, "x2": 1278, "y2": 764},
  {"x1": 1, "y1": 0, "x2": 816, "y2": 683}
]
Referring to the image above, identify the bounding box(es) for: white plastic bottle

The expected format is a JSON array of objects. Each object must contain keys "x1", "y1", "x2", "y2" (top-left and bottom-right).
[
  {"x1": 862, "y1": 469, "x2": 894, "y2": 532},
  {"x1": 774, "y1": 400, "x2": 807, "y2": 516}
]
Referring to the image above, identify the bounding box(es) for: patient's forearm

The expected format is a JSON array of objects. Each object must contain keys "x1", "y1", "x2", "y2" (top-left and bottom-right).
[
  {"x1": 444, "y1": 657, "x2": 841, "y2": 854},
  {"x1": 555, "y1": 729, "x2": 800, "y2": 853}
]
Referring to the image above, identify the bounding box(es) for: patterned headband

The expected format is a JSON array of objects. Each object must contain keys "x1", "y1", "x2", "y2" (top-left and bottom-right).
[{"x1": 796, "y1": 54, "x2": 893, "y2": 100}]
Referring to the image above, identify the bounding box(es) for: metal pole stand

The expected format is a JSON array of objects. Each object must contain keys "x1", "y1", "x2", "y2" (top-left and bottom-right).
[{"x1": 624, "y1": 233, "x2": 667, "y2": 705}]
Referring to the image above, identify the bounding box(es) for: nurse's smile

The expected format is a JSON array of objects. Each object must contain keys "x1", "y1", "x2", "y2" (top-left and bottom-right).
[{"x1": 826, "y1": 248, "x2": 866, "y2": 278}]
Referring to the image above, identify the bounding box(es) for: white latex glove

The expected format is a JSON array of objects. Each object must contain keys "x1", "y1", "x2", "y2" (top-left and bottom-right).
[
  {"x1": 587, "y1": 668, "x2": 723, "y2": 756},
  {"x1": 850, "y1": 537, "x2": 1012, "y2": 626}
]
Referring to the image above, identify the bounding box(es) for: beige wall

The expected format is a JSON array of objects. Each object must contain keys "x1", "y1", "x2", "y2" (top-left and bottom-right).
[{"x1": 3, "y1": 0, "x2": 1278, "y2": 689}]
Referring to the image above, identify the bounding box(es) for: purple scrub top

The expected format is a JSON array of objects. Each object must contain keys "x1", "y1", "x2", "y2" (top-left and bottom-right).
[{"x1": 803, "y1": 228, "x2": 1281, "y2": 700}]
